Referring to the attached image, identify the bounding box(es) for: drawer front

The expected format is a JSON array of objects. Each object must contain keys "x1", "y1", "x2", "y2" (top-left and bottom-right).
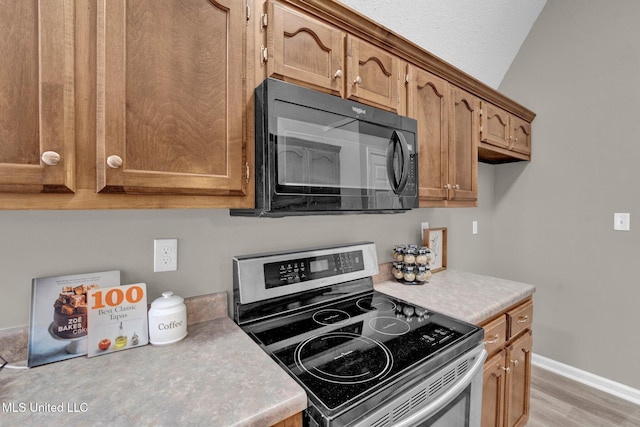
[
  {"x1": 507, "y1": 300, "x2": 533, "y2": 339},
  {"x1": 482, "y1": 315, "x2": 507, "y2": 357}
]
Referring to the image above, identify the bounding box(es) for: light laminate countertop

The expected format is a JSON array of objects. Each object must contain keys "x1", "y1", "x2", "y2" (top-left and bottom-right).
[
  {"x1": 0, "y1": 315, "x2": 306, "y2": 426},
  {"x1": 1, "y1": 270, "x2": 534, "y2": 426},
  {"x1": 375, "y1": 269, "x2": 536, "y2": 324}
]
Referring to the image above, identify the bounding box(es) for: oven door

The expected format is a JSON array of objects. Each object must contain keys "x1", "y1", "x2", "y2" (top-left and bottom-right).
[
  {"x1": 263, "y1": 79, "x2": 418, "y2": 215},
  {"x1": 394, "y1": 347, "x2": 486, "y2": 427},
  {"x1": 358, "y1": 345, "x2": 487, "y2": 427}
]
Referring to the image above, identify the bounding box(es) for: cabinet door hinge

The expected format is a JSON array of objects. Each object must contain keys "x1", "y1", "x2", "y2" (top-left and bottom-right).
[
  {"x1": 261, "y1": 45, "x2": 268, "y2": 63},
  {"x1": 246, "y1": 4, "x2": 251, "y2": 23},
  {"x1": 261, "y1": 12, "x2": 268, "y2": 28}
]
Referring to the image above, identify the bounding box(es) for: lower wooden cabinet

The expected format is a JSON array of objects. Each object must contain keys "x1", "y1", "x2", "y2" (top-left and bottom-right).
[
  {"x1": 271, "y1": 412, "x2": 303, "y2": 427},
  {"x1": 481, "y1": 298, "x2": 533, "y2": 427},
  {"x1": 482, "y1": 351, "x2": 507, "y2": 427},
  {"x1": 505, "y1": 331, "x2": 533, "y2": 427}
]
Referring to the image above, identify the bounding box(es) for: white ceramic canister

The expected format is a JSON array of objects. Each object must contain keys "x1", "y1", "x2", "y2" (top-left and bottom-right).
[{"x1": 148, "y1": 291, "x2": 187, "y2": 345}]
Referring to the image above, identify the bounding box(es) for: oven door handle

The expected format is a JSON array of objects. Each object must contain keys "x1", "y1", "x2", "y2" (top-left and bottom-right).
[
  {"x1": 393, "y1": 348, "x2": 488, "y2": 427},
  {"x1": 386, "y1": 130, "x2": 411, "y2": 194}
]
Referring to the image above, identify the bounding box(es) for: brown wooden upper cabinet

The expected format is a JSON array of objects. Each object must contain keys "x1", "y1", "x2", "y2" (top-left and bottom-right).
[
  {"x1": 96, "y1": 0, "x2": 246, "y2": 195},
  {"x1": 345, "y1": 36, "x2": 400, "y2": 112},
  {"x1": 265, "y1": 1, "x2": 401, "y2": 112},
  {"x1": 267, "y1": 1, "x2": 345, "y2": 97},
  {"x1": 407, "y1": 66, "x2": 478, "y2": 206},
  {"x1": 480, "y1": 101, "x2": 532, "y2": 162},
  {"x1": 0, "y1": 0, "x2": 75, "y2": 194}
]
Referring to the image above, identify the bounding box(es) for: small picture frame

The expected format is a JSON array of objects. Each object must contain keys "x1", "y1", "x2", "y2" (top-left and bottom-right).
[{"x1": 423, "y1": 227, "x2": 447, "y2": 272}]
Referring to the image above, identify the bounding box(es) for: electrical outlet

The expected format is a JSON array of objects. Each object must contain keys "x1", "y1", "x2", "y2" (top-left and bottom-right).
[
  {"x1": 614, "y1": 213, "x2": 630, "y2": 231},
  {"x1": 154, "y1": 239, "x2": 178, "y2": 272}
]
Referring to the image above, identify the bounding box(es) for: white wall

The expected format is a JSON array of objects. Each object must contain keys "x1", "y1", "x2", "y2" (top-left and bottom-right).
[
  {"x1": 496, "y1": 0, "x2": 640, "y2": 389},
  {"x1": 339, "y1": 0, "x2": 546, "y2": 88}
]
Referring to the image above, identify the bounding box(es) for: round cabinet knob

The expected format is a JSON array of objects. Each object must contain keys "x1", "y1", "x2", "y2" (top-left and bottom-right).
[
  {"x1": 41, "y1": 151, "x2": 61, "y2": 166},
  {"x1": 444, "y1": 184, "x2": 451, "y2": 189},
  {"x1": 106, "y1": 155, "x2": 123, "y2": 169},
  {"x1": 334, "y1": 69, "x2": 343, "y2": 79},
  {"x1": 453, "y1": 184, "x2": 460, "y2": 190},
  {"x1": 354, "y1": 75, "x2": 362, "y2": 85}
]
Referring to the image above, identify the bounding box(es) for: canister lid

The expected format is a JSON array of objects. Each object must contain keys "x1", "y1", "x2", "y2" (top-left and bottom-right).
[{"x1": 150, "y1": 291, "x2": 184, "y2": 310}]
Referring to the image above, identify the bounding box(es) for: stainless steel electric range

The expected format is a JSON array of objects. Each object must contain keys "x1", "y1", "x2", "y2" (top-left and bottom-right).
[{"x1": 233, "y1": 242, "x2": 486, "y2": 427}]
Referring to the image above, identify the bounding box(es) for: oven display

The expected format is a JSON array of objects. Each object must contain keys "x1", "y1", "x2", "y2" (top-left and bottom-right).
[{"x1": 264, "y1": 250, "x2": 364, "y2": 289}]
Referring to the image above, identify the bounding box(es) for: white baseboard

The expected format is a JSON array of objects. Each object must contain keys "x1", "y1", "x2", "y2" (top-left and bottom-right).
[{"x1": 532, "y1": 353, "x2": 640, "y2": 406}]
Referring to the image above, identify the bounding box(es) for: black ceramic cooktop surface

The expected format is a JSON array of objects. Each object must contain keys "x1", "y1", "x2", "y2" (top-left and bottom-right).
[{"x1": 245, "y1": 291, "x2": 479, "y2": 412}]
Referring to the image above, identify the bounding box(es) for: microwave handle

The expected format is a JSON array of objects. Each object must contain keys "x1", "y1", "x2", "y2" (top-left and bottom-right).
[{"x1": 386, "y1": 130, "x2": 411, "y2": 194}]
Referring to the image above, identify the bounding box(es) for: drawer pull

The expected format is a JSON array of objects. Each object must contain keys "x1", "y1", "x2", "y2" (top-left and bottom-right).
[
  {"x1": 484, "y1": 335, "x2": 499, "y2": 345},
  {"x1": 517, "y1": 315, "x2": 529, "y2": 324},
  {"x1": 501, "y1": 366, "x2": 510, "y2": 374},
  {"x1": 511, "y1": 359, "x2": 519, "y2": 367}
]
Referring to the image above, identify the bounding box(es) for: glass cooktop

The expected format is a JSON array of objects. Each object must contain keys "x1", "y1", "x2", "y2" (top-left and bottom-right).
[{"x1": 243, "y1": 291, "x2": 481, "y2": 413}]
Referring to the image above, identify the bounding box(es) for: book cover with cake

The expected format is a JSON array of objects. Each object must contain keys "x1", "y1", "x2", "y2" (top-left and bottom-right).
[
  {"x1": 87, "y1": 283, "x2": 149, "y2": 357},
  {"x1": 28, "y1": 270, "x2": 121, "y2": 367}
]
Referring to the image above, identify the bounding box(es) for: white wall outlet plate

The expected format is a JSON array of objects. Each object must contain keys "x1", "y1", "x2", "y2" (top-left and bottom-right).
[
  {"x1": 472, "y1": 221, "x2": 478, "y2": 235},
  {"x1": 614, "y1": 213, "x2": 631, "y2": 231},
  {"x1": 154, "y1": 238, "x2": 178, "y2": 272}
]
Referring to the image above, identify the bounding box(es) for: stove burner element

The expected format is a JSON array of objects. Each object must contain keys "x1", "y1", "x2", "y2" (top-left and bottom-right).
[
  {"x1": 312, "y1": 309, "x2": 351, "y2": 326},
  {"x1": 356, "y1": 296, "x2": 396, "y2": 312},
  {"x1": 295, "y1": 332, "x2": 393, "y2": 384},
  {"x1": 368, "y1": 316, "x2": 411, "y2": 336}
]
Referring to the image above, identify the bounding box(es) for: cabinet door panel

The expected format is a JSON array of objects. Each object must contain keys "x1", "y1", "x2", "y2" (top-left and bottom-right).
[
  {"x1": 346, "y1": 36, "x2": 399, "y2": 112},
  {"x1": 511, "y1": 116, "x2": 532, "y2": 156},
  {"x1": 505, "y1": 331, "x2": 532, "y2": 427},
  {"x1": 449, "y1": 86, "x2": 478, "y2": 201},
  {"x1": 269, "y1": 1, "x2": 344, "y2": 97},
  {"x1": 97, "y1": 0, "x2": 244, "y2": 195},
  {"x1": 481, "y1": 102, "x2": 510, "y2": 150},
  {"x1": 407, "y1": 67, "x2": 448, "y2": 202},
  {"x1": 482, "y1": 351, "x2": 506, "y2": 427},
  {"x1": 0, "y1": 0, "x2": 74, "y2": 193}
]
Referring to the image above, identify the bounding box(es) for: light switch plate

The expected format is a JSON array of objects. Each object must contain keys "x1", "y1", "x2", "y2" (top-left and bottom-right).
[
  {"x1": 614, "y1": 213, "x2": 630, "y2": 231},
  {"x1": 472, "y1": 221, "x2": 478, "y2": 235}
]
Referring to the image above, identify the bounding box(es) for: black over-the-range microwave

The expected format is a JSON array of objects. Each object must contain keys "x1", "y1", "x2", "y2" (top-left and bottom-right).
[{"x1": 231, "y1": 78, "x2": 418, "y2": 217}]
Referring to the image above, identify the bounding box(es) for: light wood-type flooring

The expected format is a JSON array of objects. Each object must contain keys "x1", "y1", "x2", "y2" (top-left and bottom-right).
[{"x1": 529, "y1": 365, "x2": 640, "y2": 426}]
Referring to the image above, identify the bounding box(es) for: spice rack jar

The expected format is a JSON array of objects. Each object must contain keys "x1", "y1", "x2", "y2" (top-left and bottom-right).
[{"x1": 391, "y1": 244, "x2": 432, "y2": 285}]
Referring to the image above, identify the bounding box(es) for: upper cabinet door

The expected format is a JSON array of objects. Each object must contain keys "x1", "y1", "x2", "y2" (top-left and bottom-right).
[
  {"x1": 511, "y1": 116, "x2": 532, "y2": 156},
  {"x1": 481, "y1": 102, "x2": 511, "y2": 150},
  {"x1": 346, "y1": 36, "x2": 400, "y2": 112},
  {"x1": 96, "y1": 0, "x2": 245, "y2": 195},
  {"x1": 449, "y1": 86, "x2": 479, "y2": 202},
  {"x1": 0, "y1": 0, "x2": 75, "y2": 193},
  {"x1": 268, "y1": 1, "x2": 345, "y2": 97},
  {"x1": 407, "y1": 66, "x2": 449, "y2": 203}
]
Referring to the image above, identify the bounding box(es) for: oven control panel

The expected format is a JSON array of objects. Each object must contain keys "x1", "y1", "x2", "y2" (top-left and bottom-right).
[
  {"x1": 264, "y1": 250, "x2": 364, "y2": 288},
  {"x1": 233, "y1": 241, "x2": 378, "y2": 306}
]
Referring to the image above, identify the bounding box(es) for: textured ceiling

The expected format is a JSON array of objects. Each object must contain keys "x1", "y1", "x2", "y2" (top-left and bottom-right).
[{"x1": 338, "y1": 0, "x2": 547, "y2": 89}]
